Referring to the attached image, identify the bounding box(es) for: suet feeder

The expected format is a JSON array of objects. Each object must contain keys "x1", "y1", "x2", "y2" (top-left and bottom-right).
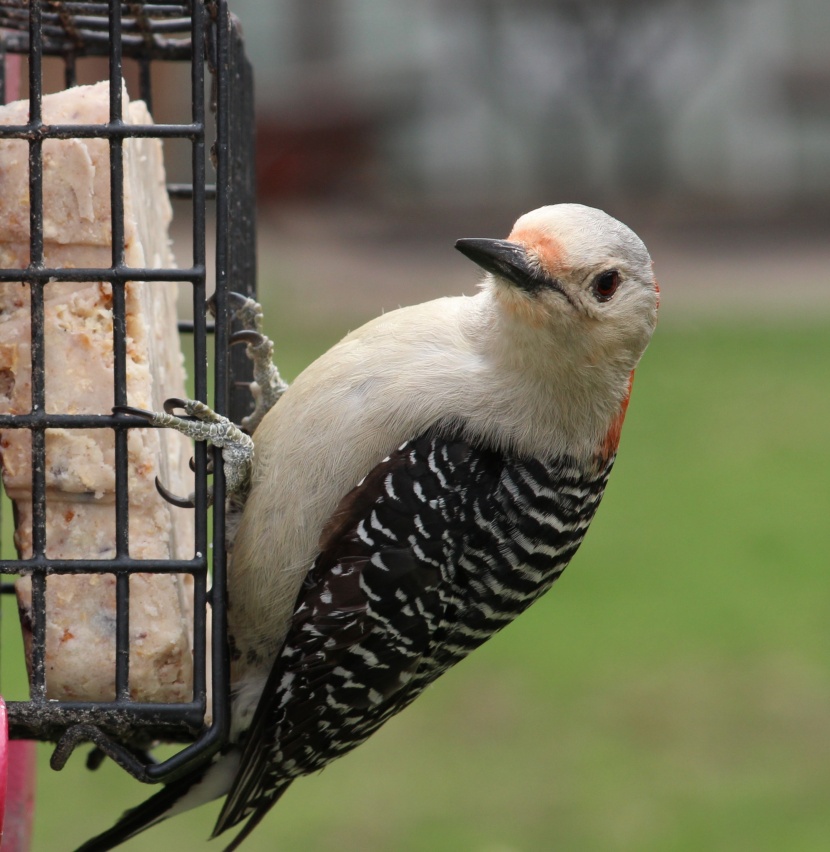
[{"x1": 0, "y1": 0, "x2": 257, "y2": 835}]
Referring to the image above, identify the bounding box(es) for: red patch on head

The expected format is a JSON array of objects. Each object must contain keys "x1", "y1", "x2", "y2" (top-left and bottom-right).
[
  {"x1": 508, "y1": 225, "x2": 566, "y2": 278},
  {"x1": 601, "y1": 371, "x2": 635, "y2": 459}
]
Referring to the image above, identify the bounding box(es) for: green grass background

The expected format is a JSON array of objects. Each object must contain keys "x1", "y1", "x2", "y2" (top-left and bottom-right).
[{"x1": 3, "y1": 316, "x2": 830, "y2": 851}]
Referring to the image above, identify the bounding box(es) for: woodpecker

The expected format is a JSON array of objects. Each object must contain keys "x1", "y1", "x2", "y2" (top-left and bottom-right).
[{"x1": 78, "y1": 204, "x2": 658, "y2": 851}]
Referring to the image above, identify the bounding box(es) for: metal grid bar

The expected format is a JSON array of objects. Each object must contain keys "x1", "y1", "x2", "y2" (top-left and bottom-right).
[
  {"x1": 108, "y1": 0, "x2": 132, "y2": 703},
  {"x1": 26, "y1": 0, "x2": 48, "y2": 706},
  {"x1": 0, "y1": 2, "x2": 195, "y2": 60},
  {"x1": 0, "y1": 123, "x2": 206, "y2": 138},
  {"x1": 0, "y1": 267, "x2": 204, "y2": 282},
  {"x1": 217, "y1": 5, "x2": 257, "y2": 429},
  {"x1": 188, "y1": 0, "x2": 209, "y2": 732},
  {"x1": 0, "y1": 559, "x2": 209, "y2": 575},
  {"x1": 0, "y1": 0, "x2": 255, "y2": 783}
]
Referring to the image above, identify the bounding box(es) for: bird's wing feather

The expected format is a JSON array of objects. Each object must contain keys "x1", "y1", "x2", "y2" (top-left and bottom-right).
[
  {"x1": 213, "y1": 430, "x2": 506, "y2": 840},
  {"x1": 73, "y1": 763, "x2": 216, "y2": 852}
]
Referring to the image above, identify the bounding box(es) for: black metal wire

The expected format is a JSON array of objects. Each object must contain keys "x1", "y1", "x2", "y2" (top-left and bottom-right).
[
  {"x1": 0, "y1": 267, "x2": 204, "y2": 282},
  {"x1": 27, "y1": 0, "x2": 49, "y2": 707},
  {"x1": 0, "y1": 0, "x2": 256, "y2": 783},
  {"x1": 0, "y1": 2, "x2": 195, "y2": 60},
  {"x1": 0, "y1": 122, "x2": 205, "y2": 138},
  {"x1": 188, "y1": 0, "x2": 209, "y2": 741}
]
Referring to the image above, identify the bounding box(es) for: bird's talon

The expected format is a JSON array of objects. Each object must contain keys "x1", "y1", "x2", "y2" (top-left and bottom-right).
[
  {"x1": 155, "y1": 476, "x2": 198, "y2": 509},
  {"x1": 112, "y1": 404, "x2": 154, "y2": 421},
  {"x1": 227, "y1": 291, "x2": 252, "y2": 310},
  {"x1": 125, "y1": 398, "x2": 254, "y2": 499},
  {"x1": 206, "y1": 291, "x2": 250, "y2": 318},
  {"x1": 188, "y1": 455, "x2": 215, "y2": 474},
  {"x1": 163, "y1": 397, "x2": 189, "y2": 415},
  {"x1": 208, "y1": 291, "x2": 261, "y2": 325},
  {"x1": 207, "y1": 293, "x2": 286, "y2": 432},
  {"x1": 231, "y1": 330, "x2": 266, "y2": 347}
]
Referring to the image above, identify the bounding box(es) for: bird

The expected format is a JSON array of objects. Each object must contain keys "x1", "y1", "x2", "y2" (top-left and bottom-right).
[{"x1": 78, "y1": 203, "x2": 659, "y2": 851}]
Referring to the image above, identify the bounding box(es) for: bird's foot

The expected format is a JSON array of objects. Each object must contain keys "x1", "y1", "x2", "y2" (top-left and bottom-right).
[
  {"x1": 115, "y1": 398, "x2": 254, "y2": 505},
  {"x1": 220, "y1": 292, "x2": 289, "y2": 434}
]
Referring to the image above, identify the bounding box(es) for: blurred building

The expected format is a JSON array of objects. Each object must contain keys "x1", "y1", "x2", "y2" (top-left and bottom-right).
[{"x1": 228, "y1": 0, "x2": 830, "y2": 216}]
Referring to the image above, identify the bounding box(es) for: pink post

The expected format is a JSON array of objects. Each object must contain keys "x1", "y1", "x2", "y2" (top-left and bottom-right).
[
  {"x1": 0, "y1": 697, "x2": 36, "y2": 852},
  {"x1": 0, "y1": 698, "x2": 6, "y2": 841}
]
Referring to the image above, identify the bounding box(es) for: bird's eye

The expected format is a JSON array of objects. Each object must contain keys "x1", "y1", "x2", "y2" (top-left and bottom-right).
[{"x1": 593, "y1": 270, "x2": 620, "y2": 302}]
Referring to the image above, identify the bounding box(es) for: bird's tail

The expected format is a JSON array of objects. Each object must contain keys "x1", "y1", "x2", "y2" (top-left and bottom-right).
[
  {"x1": 212, "y1": 778, "x2": 293, "y2": 852},
  {"x1": 74, "y1": 752, "x2": 240, "y2": 852}
]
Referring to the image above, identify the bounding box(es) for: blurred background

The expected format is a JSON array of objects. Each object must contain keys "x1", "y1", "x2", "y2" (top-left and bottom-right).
[
  {"x1": 240, "y1": 0, "x2": 830, "y2": 321},
  {"x1": 5, "y1": 0, "x2": 830, "y2": 849}
]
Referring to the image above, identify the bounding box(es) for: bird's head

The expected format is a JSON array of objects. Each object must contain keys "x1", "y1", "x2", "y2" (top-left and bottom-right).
[{"x1": 455, "y1": 204, "x2": 659, "y2": 377}]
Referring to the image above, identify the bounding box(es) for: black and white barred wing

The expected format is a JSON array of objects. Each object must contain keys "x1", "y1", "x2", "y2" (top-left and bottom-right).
[
  {"x1": 214, "y1": 433, "x2": 502, "y2": 837},
  {"x1": 214, "y1": 430, "x2": 610, "y2": 845}
]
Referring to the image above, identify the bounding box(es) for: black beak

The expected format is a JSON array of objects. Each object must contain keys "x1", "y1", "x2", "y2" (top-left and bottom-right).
[{"x1": 455, "y1": 238, "x2": 542, "y2": 293}]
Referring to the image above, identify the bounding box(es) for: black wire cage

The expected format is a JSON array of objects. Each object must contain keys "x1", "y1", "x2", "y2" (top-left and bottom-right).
[{"x1": 0, "y1": 0, "x2": 256, "y2": 784}]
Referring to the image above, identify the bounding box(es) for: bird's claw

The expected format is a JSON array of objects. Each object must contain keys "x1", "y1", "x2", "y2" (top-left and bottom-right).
[
  {"x1": 207, "y1": 291, "x2": 261, "y2": 325},
  {"x1": 113, "y1": 404, "x2": 155, "y2": 422},
  {"x1": 230, "y1": 330, "x2": 266, "y2": 348},
  {"x1": 112, "y1": 398, "x2": 254, "y2": 500},
  {"x1": 157, "y1": 455, "x2": 215, "y2": 507},
  {"x1": 189, "y1": 455, "x2": 215, "y2": 474},
  {"x1": 206, "y1": 292, "x2": 288, "y2": 433},
  {"x1": 163, "y1": 397, "x2": 191, "y2": 416},
  {"x1": 155, "y1": 476, "x2": 200, "y2": 510},
  {"x1": 221, "y1": 295, "x2": 289, "y2": 434},
  {"x1": 207, "y1": 290, "x2": 251, "y2": 320}
]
